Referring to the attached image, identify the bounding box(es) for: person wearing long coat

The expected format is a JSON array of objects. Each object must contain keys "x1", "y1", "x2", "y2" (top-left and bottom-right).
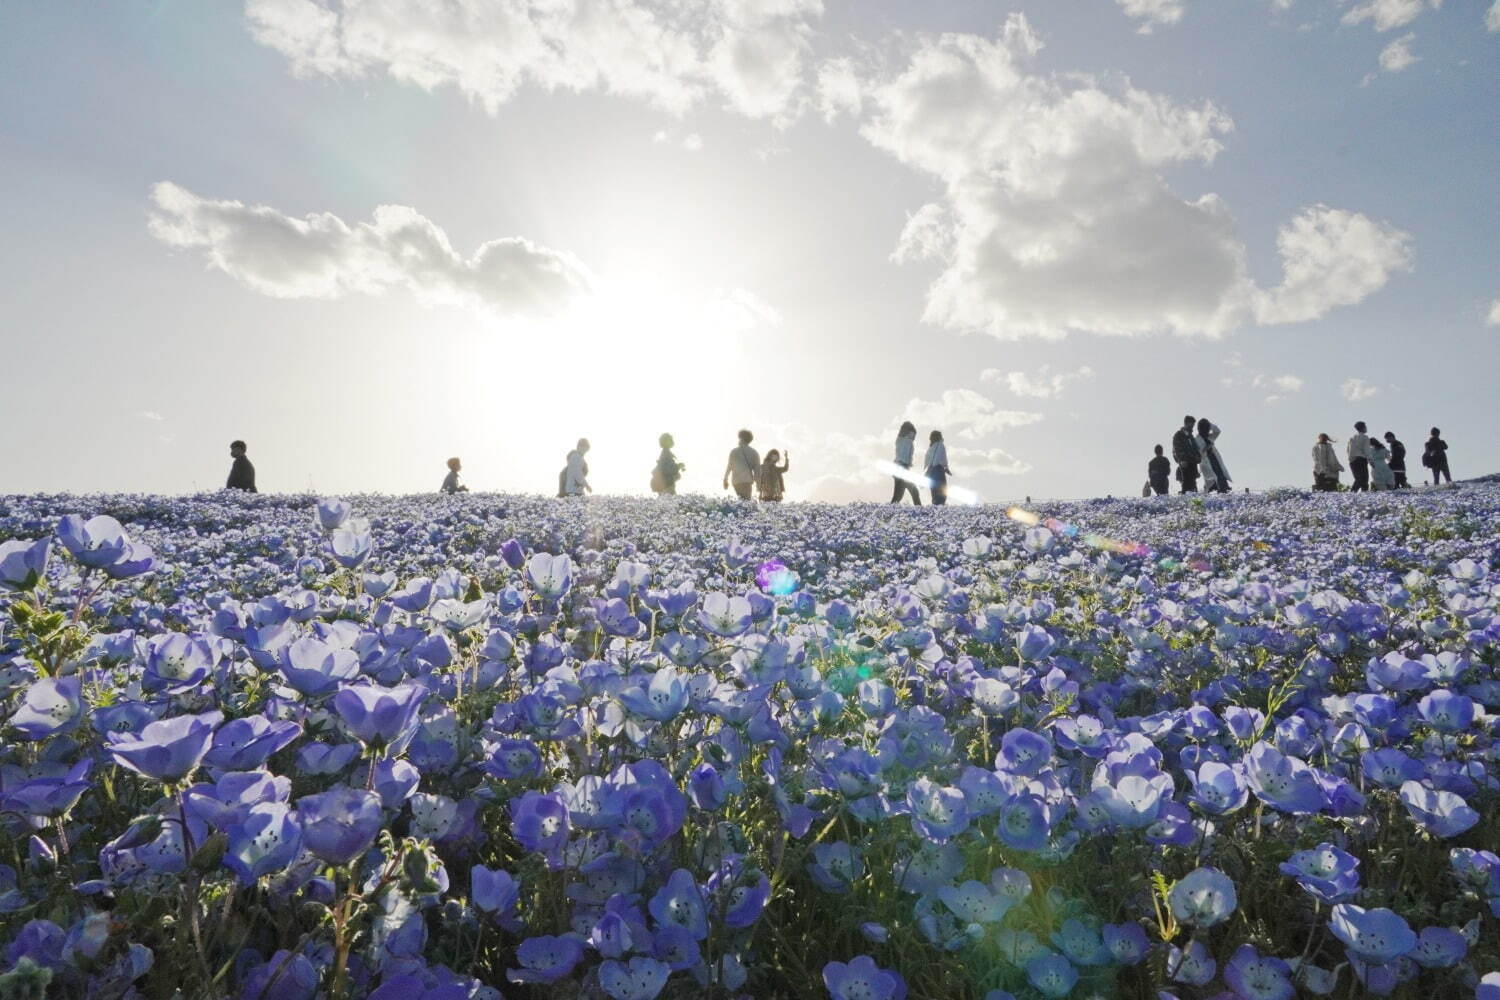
[
  {"x1": 1369, "y1": 439, "x2": 1396, "y2": 491},
  {"x1": 1312, "y1": 434, "x2": 1343, "y2": 491},
  {"x1": 1196, "y1": 419, "x2": 1231, "y2": 493}
]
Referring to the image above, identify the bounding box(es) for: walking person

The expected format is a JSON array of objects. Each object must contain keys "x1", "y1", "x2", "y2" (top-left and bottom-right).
[
  {"x1": 722, "y1": 430, "x2": 761, "y2": 500},
  {"x1": 441, "y1": 457, "x2": 469, "y2": 494},
  {"x1": 560, "y1": 438, "x2": 591, "y2": 497},
  {"x1": 1369, "y1": 437, "x2": 1396, "y2": 491},
  {"x1": 890, "y1": 421, "x2": 922, "y2": 505},
  {"x1": 1147, "y1": 445, "x2": 1171, "y2": 496},
  {"x1": 652, "y1": 434, "x2": 684, "y2": 495},
  {"x1": 226, "y1": 440, "x2": 257, "y2": 493},
  {"x1": 1171, "y1": 416, "x2": 1200, "y2": 494},
  {"x1": 1347, "y1": 421, "x2": 1371, "y2": 493},
  {"x1": 1383, "y1": 432, "x2": 1408, "y2": 488},
  {"x1": 924, "y1": 430, "x2": 952, "y2": 506},
  {"x1": 1423, "y1": 428, "x2": 1452, "y2": 484},
  {"x1": 757, "y1": 449, "x2": 790, "y2": 502},
  {"x1": 1312, "y1": 433, "x2": 1343, "y2": 492},
  {"x1": 1195, "y1": 418, "x2": 1231, "y2": 494}
]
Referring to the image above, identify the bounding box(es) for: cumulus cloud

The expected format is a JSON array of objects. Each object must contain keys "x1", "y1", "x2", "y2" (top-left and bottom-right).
[
  {"x1": 1377, "y1": 33, "x2": 1418, "y2": 73},
  {"x1": 1489, "y1": 1, "x2": 1500, "y2": 31},
  {"x1": 1252, "y1": 205, "x2": 1413, "y2": 323},
  {"x1": 861, "y1": 16, "x2": 1410, "y2": 341},
  {"x1": 148, "y1": 181, "x2": 591, "y2": 316},
  {"x1": 1115, "y1": 0, "x2": 1187, "y2": 32},
  {"x1": 1341, "y1": 377, "x2": 1380, "y2": 401},
  {"x1": 1342, "y1": 0, "x2": 1438, "y2": 32},
  {"x1": 243, "y1": 0, "x2": 823, "y2": 121},
  {"x1": 980, "y1": 365, "x2": 1095, "y2": 399},
  {"x1": 1486, "y1": 299, "x2": 1500, "y2": 325},
  {"x1": 899, "y1": 389, "x2": 1042, "y2": 440}
]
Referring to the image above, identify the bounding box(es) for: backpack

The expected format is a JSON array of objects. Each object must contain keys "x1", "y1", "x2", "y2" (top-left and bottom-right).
[{"x1": 650, "y1": 466, "x2": 666, "y2": 493}]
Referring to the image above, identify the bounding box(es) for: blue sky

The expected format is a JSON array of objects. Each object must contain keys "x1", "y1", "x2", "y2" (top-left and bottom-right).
[{"x1": 2, "y1": 0, "x2": 1496, "y2": 501}]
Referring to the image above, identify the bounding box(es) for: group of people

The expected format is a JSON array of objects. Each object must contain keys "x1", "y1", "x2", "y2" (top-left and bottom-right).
[
  {"x1": 890, "y1": 422, "x2": 952, "y2": 506},
  {"x1": 1311, "y1": 424, "x2": 1452, "y2": 492},
  {"x1": 1154, "y1": 416, "x2": 1232, "y2": 495}
]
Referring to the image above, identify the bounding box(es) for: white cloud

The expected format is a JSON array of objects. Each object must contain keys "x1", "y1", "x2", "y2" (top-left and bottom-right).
[
  {"x1": 1253, "y1": 205, "x2": 1413, "y2": 323},
  {"x1": 899, "y1": 388, "x2": 1042, "y2": 440},
  {"x1": 861, "y1": 16, "x2": 1409, "y2": 341},
  {"x1": 682, "y1": 133, "x2": 704, "y2": 151},
  {"x1": 1115, "y1": 0, "x2": 1186, "y2": 32},
  {"x1": 1377, "y1": 33, "x2": 1418, "y2": 72},
  {"x1": 148, "y1": 181, "x2": 591, "y2": 316},
  {"x1": 1486, "y1": 299, "x2": 1500, "y2": 325},
  {"x1": 243, "y1": 0, "x2": 823, "y2": 121},
  {"x1": 1251, "y1": 372, "x2": 1305, "y2": 402},
  {"x1": 1341, "y1": 377, "x2": 1380, "y2": 401},
  {"x1": 139, "y1": 410, "x2": 166, "y2": 422},
  {"x1": 1342, "y1": 0, "x2": 1439, "y2": 32},
  {"x1": 814, "y1": 56, "x2": 863, "y2": 121},
  {"x1": 1489, "y1": 1, "x2": 1500, "y2": 31},
  {"x1": 705, "y1": 287, "x2": 781, "y2": 332},
  {"x1": 980, "y1": 364, "x2": 1096, "y2": 399}
]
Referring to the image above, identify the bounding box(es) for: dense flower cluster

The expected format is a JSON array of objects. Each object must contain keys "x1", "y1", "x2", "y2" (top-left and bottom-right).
[{"x1": 0, "y1": 486, "x2": 1496, "y2": 999}]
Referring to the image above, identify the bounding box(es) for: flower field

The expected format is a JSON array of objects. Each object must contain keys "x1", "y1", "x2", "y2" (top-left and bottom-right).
[{"x1": 1, "y1": 487, "x2": 1497, "y2": 1000}]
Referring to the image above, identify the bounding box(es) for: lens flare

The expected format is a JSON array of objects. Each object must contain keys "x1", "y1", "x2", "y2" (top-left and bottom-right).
[
  {"x1": 755, "y1": 559, "x2": 799, "y2": 596},
  {"x1": 875, "y1": 461, "x2": 980, "y2": 505},
  {"x1": 1005, "y1": 507, "x2": 1151, "y2": 558}
]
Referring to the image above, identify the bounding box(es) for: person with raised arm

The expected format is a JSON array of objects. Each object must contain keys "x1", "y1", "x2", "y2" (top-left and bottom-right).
[
  {"x1": 757, "y1": 449, "x2": 789, "y2": 502},
  {"x1": 1312, "y1": 433, "x2": 1343, "y2": 492},
  {"x1": 1196, "y1": 418, "x2": 1231, "y2": 494}
]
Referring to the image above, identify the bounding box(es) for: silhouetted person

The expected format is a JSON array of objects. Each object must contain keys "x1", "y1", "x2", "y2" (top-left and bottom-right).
[
  {"x1": 1383, "y1": 432, "x2": 1408, "y2": 488},
  {"x1": 226, "y1": 440, "x2": 256, "y2": 492},
  {"x1": 653, "y1": 433, "x2": 684, "y2": 495},
  {"x1": 1312, "y1": 433, "x2": 1343, "y2": 491},
  {"x1": 1196, "y1": 418, "x2": 1231, "y2": 493},
  {"x1": 1424, "y1": 427, "x2": 1451, "y2": 484},
  {"x1": 924, "y1": 430, "x2": 951, "y2": 506},
  {"x1": 1347, "y1": 421, "x2": 1371, "y2": 492},
  {"x1": 891, "y1": 421, "x2": 921, "y2": 505},
  {"x1": 1172, "y1": 416, "x2": 1199, "y2": 493},
  {"x1": 758, "y1": 449, "x2": 789, "y2": 502},
  {"x1": 1148, "y1": 445, "x2": 1170, "y2": 496},
  {"x1": 560, "y1": 438, "x2": 591, "y2": 497},
  {"x1": 441, "y1": 457, "x2": 468, "y2": 494},
  {"x1": 723, "y1": 429, "x2": 761, "y2": 500}
]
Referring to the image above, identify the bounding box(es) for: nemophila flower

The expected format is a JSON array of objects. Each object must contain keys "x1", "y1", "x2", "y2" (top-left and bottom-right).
[
  {"x1": 698, "y1": 593, "x2": 753, "y2": 638},
  {"x1": 1167, "y1": 938, "x2": 1216, "y2": 986},
  {"x1": 484, "y1": 738, "x2": 542, "y2": 781},
  {"x1": 183, "y1": 771, "x2": 289, "y2": 833},
  {"x1": 107, "y1": 711, "x2": 221, "y2": 783},
  {"x1": 1417, "y1": 689, "x2": 1474, "y2": 731},
  {"x1": 937, "y1": 880, "x2": 1007, "y2": 925},
  {"x1": 223, "y1": 802, "x2": 301, "y2": 885},
  {"x1": 618, "y1": 784, "x2": 683, "y2": 852},
  {"x1": 599, "y1": 956, "x2": 671, "y2": 1000},
  {"x1": 1025, "y1": 953, "x2": 1078, "y2": 998},
  {"x1": 596, "y1": 598, "x2": 643, "y2": 639},
  {"x1": 1279, "y1": 844, "x2": 1361, "y2": 903},
  {"x1": 1360, "y1": 748, "x2": 1424, "y2": 789},
  {"x1": 10, "y1": 676, "x2": 83, "y2": 739},
  {"x1": 1169, "y1": 867, "x2": 1237, "y2": 928},
  {"x1": 1399, "y1": 781, "x2": 1480, "y2": 837},
  {"x1": 1187, "y1": 761, "x2": 1249, "y2": 815},
  {"x1": 313, "y1": 498, "x2": 352, "y2": 531},
  {"x1": 971, "y1": 677, "x2": 1018, "y2": 717},
  {"x1": 906, "y1": 778, "x2": 969, "y2": 842},
  {"x1": 329, "y1": 523, "x2": 374, "y2": 569},
  {"x1": 142, "y1": 632, "x2": 216, "y2": 694},
  {"x1": 1015, "y1": 623, "x2": 1057, "y2": 661},
  {"x1": 1223, "y1": 944, "x2": 1294, "y2": 1000},
  {"x1": 0, "y1": 537, "x2": 49, "y2": 592},
  {"x1": 649, "y1": 869, "x2": 708, "y2": 940},
  {"x1": 296, "y1": 786, "x2": 383, "y2": 864},
  {"x1": 1052, "y1": 919, "x2": 1110, "y2": 966},
  {"x1": 239, "y1": 950, "x2": 319, "y2": 1000},
  {"x1": 822, "y1": 955, "x2": 907, "y2": 1000},
  {"x1": 1244, "y1": 741, "x2": 1324, "y2": 814},
  {"x1": 651, "y1": 924, "x2": 701, "y2": 971},
  {"x1": 470, "y1": 865, "x2": 519, "y2": 920},
  {"x1": 511, "y1": 791, "x2": 570, "y2": 855},
  {"x1": 687, "y1": 763, "x2": 726, "y2": 812},
  {"x1": 1479, "y1": 973, "x2": 1500, "y2": 1000},
  {"x1": 507, "y1": 934, "x2": 585, "y2": 984},
  {"x1": 280, "y1": 636, "x2": 361, "y2": 697},
  {"x1": 1329, "y1": 905, "x2": 1417, "y2": 965},
  {"x1": 809, "y1": 842, "x2": 863, "y2": 894},
  {"x1": 525, "y1": 553, "x2": 573, "y2": 600},
  {"x1": 56, "y1": 514, "x2": 130, "y2": 568},
  {"x1": 1101, "y1": 922, "x2": 1149, "y2": 965},
  {"x1": 996, "y1": 793, "x2": 1050, "y2": 852},
  {"x1": 996, "y1": 728, "x2": 1052, "y2": 776},
  {"x1": 2, "y1": 760, "x2": 91, "y2": 819},
  {"x1": 332, "y1": 683, "x2": 428, "y2": 754},
  {"x1": 203, "y1": 716, "x2": 301, "y2": 771},
  {"x1": 1409, "y1": 926, "x2": 1466, "y2": 969},
  {"x1": 1054, "y1": 714, "x2": 1112, "y2": 757},
  {"x1": 617, "y1": 668, "x2": 687, "y2": 722}
]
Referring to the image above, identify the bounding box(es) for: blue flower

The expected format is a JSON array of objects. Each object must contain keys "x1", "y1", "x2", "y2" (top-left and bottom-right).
[
  {"x1": 506, "y1": 934, "x2": 584, "y2": 984},
  {"x1": 142, "y1": 632, "x2": 217, "y2": 694},
  {"x1": 279, "y1": 636, "x2": 361, "y2": 697},
  {"x1": 995, "y1": 793, "x2": 1050, "y2": 852},
  {"x1": 56, "y1": 514, "x2": 129, "y2": 569},
  {"x1": 1101, "y1": 922, "x2": 1149, "y2": 965},
  {"x1": 9, "y1": 677, "x2": 83, "y2": 740},
  {"x1": 329, "y1": 523, "x2": 374, "y2": 569},
  {"x1": 470, "y1": 865, "x2": 519, "y2": 920},
  {"x1": 1166, "y1": 938, "x2": 1216, "y2": 986},
  {"x1": 1399, "y1": 781, "x2": 1480, "y2": 837},
  {"x1": 510, "y1": 791, "x2": 570, "y2": 855},
  {"x1": 0, "y1": 538, "x2": 50, "y2": 592},
  {"x1": 107, "y1": 711, "x2": 222, "y2": 783},
  {"x1": 1243, "y1": 741, "x2": 1324, "y2": 814},
  {"x1": 906, "y1": 778, "x2": 969, "y2": 842},
  {"x1": 203, "y1": 716, "x2": 302, "y2": 771},
  {"x1": 1, "y1": 761, "x2": 92, "y2": 819},
  {"x1": 1168, "y1": 867, "x2": 1237, "y2": 928},
  {"x1": 1417, "y1": 689, "x2": 1474, "y2": 732},
  {"x1": 822, "y1": 955, "x2": 907, "y2": 1000},
  {"x1": 1025, "y1": 953, "x2": 1078, "y2": 997},
  {"x1": 1223, "y1": 944, "x2": 1293, "y2": 1000},
  {"x1": 1187, "y1": 761, "x2": 1249, "y2": 815},
  {"x1": 1328, "y1": 904, "x2": 1417, "y2": 965},
  {"x1": 238, "y1": 950, "x2": 318, "y2": 1000},
  {"x1": 687, "y1": 763, "x2": 726, "y2": 812},
  {"x1": 224, "y1": 802, "x2": 302, "y2": 885},
  {"x1": 296, "y1": 786, "x2": 384, "y2": 864},
  {"x1": 996, "y1": 728, "x2": 1052, "y2": 776},
  {"x1": 1015, "y1": 623, "x2": 1057, "y2": 661},
  {"x1": 599, "y1": 956, "x2": 671, "y2": 1000},
  {"x1": 617, "y1": 668, "x2": 687, "y2": 722},
  {"x1": 1278, "y1": 843, "x2": 1360, "y2": 903},
  {"x1": 332, "y1": 683, "x2": 428, "y2": 754},
  {"x1": 698, "y1": 593, "x2": 752, "y2": 638},
  {"x1": 1409, "y1": 925, "x2": 1467, "y2": 969},
  {"x1": 649, "y1": 868, "x2": 708, "y2": 941},
  {"x1": 524, "y1": 553, "x2": 573, "y2": 600},
  {"x1": 1360, "y1": 748, "x2": 1423, "y2": 789}
]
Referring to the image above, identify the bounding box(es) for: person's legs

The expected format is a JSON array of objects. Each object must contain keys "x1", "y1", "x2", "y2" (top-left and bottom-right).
[
  {"x1": 907, "y1": 482, "x2": 922, "y2": 505},
  {"x1": 734, "y1": 482, "x2": 753, "y2": 500},
  {"x1": 890, "y1": 477, "x2": 903, "y2": 504},
  {"x1": 1180, "y1": 466, "x2": 1198, "y2": 493},
  {"x1": 931, "y1": 486, "x2": 947, "y2": 506},
  {"x1": 1438, "y1": 459, "x2": 1452, "y2": 484},
  {"x1": 1350, "y1": 458, "x2": 1368, "y2": 492}
]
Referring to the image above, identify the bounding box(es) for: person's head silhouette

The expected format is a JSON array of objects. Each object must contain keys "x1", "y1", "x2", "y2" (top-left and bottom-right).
[
  {"x1": 1355, "y1": 421, "x2": 1367, "y2": 433},
  {"x1": 447, "y1": 457, "x2": 461, "y2": 472},
  {"x1": 1154, "y1": 444, "x2": 1164, "y2": 456},
  {"x1": 737, "y1": 429, "x2": 754, "y2": 445},
  {"x1": 659, "y1": 433, "x2": 674, "y2": 449},
  {"x1": 1183, "y1": 415, "x2": 1195, "y2": 429},
  {"x1": 899, "y1": 421, "x2": 916, "y2": 438},
  {"x1": 230, "y1": 440, "x2": 247, "y2": 457},
  {"x1": 577, "y1": 438, "x2": 590, "y2": 453}
]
